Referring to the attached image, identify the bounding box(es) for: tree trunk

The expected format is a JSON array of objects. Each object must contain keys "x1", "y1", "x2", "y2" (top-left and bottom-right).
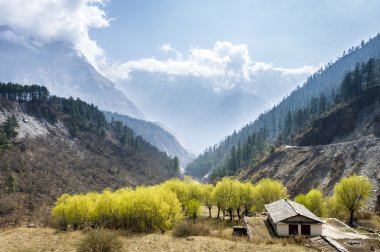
[
  {"x1": 349, "y1": 210, "x2": 354, "y2": 226},
  {"x1": 208, "y1": 207, "x2": 212, "y2": 218},
  {"x1": 237, "y1": 208, "x2": 241, "y2": 220},
  {"x1": 244, "y1": 205, "x2": 249, "y2": 216},
  {"x1": 193, "y1": 215, "x2": 196, "y2": 224},
  {"x1": 229, "y1": 209, "x2": 233, "y2": 221},
  {"x1": 217, "y1": 206, "x2": 220, "y2": 219}
]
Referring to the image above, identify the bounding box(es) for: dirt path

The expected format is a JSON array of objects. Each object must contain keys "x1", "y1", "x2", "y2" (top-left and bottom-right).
[{"x1": 322, "y1": 218, "x2": 368, "y2": 240}]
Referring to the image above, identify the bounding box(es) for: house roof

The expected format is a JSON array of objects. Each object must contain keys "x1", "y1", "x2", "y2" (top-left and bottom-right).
[{"x1": 265, "y1": 199, "x2": 324, "y2": 224}]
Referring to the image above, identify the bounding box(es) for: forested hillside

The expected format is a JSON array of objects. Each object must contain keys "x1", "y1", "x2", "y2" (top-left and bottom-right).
[
  {"x1": 103, "y1": 111, "x2": 194, "y2": 167},
  {"x1": 0, "y1": 83, "x2": 179, "y2": 226},
  {"x1": 186, "y1": 33, "x2": 380, "y2": 179}
]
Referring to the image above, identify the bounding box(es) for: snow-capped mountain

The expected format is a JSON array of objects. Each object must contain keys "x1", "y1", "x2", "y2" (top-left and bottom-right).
[{"x1": 0, "y1": 26, "x2": 144, "y2": 119}]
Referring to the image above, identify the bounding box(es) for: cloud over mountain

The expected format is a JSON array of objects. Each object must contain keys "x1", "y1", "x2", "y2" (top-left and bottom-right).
[
  {"x1": 106, "y1": 41, "x2": 318, "y2": 104},
  {"x1": 0, "y1": 0, "x2": 109, "y2": 69}
]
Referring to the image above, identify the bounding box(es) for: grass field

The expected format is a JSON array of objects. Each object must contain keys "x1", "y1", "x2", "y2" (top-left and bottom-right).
[
  {"x1": 0, "y1": 206, "x2": 317, "y2": 252},
  {"x1": 0, "y1": 227, "x2": 316, "y2": 252}
]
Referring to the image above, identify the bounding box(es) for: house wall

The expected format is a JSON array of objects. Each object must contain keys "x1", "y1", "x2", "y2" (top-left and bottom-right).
[
  {"x1": 276, "y1": 223, "x2": 289, "y2": 236},
  {"x1": 310, "y1": 224, "x2": 322, "y2": 236},
  {"x1": 275, "y1": 223, "x2": 322, "y2": 237}
]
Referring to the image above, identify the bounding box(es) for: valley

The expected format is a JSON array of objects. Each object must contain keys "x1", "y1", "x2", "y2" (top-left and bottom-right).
[{"x1": 1, "y1": 1, "x2": 380, "y2": 252}]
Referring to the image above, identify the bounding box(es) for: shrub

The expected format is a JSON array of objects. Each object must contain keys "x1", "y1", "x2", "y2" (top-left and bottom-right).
[
  {"x1": 77, "y1": 229, "x2": 123, "y2": 252},
  {"x1": 172, "y1": 221, "x2": 210, "y2": 237}
]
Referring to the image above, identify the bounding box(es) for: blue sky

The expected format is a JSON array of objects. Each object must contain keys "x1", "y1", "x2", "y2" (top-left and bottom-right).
[{"x1": 91, "y1": 0, "x2": 380, "y2": 68}]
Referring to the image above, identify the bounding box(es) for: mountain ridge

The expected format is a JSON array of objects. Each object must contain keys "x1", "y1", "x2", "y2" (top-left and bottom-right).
[{"x1": 103, "y1": 111, "x2": 194, "y2": 167}]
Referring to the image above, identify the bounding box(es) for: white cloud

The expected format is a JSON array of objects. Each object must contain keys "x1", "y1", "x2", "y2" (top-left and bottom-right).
[
  {"x1": 160, "y1": 43, "x2": 174, "y2": 53},
  {"x1": 106, "y1": 41, "x2": 318, "y2": 93},
  {"x1": 0, "y1": 0, "x2": 109, "y2": 69}
]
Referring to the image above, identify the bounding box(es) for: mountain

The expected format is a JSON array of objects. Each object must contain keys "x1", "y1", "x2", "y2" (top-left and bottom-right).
[
  {"x1": 0, "y1": 83, "x2": 178, "y2": 225},
  {"x1": 103, "y1": 111, "x2": 194, "y2": 167},
  {"x1": 0, "y1": 26, "x2": 144, "y2": 119},
  {"x1": 117, "y1": 70, "x2": 310, "y2": 153},
  {"x1": 240, "y1": 84, "x2": 380, "y2": 211},
  {"x1": 186, "y1": 33, "x2": 380, "y2": 179}
]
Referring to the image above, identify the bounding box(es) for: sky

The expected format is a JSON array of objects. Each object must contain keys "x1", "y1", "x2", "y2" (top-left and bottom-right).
[
  {"x1": 1, "y1": 0, "x2": 380, "y2": 152},
  {"x1": 90, "y1": 0, "x2": 380, "y2": 68},
  {"x1": 1, "y1": 0, "x2": 380, "y2": 81}
]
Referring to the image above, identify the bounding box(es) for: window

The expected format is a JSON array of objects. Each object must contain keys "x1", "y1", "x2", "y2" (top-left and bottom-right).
[
  {"x1": 301, "y1": 225, "x2": 311, "y2": 235},
  {"x1": 289, "y1": 224, "x2": 298, "y2": 235}
]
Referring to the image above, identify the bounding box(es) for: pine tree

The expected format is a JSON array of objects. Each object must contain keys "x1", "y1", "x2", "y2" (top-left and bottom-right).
[
  {"x1": 366, "y1": 58, "x2": 376, "y2": 88},
  {"x1": 5, "y1": 175, "x2": 18, "y2": 193},
  {"x1": 283, "y1": 110, "x2": 292, "y2": 140},
  {"x1": 318, "y1": 93, "x2": 327, "y2": 114},
  {"x1": 340, "y1": 72, "x2": 353, "y2": 100},
  {"x1": 3, "y1": 115, "x2": 19, "y2": 140}
]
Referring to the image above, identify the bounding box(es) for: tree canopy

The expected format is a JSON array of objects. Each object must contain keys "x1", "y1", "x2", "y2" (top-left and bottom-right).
[{"x1": 333, "y1": 175, "x2": 372, "y2": 225}]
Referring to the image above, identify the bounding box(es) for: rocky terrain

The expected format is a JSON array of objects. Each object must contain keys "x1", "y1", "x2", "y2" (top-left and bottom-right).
[{"x1": 241, "y1": 87, "x2": 380, "y2": 211}]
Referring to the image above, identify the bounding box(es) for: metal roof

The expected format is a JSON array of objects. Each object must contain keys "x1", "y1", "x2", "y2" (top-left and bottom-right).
[{"x1": 265, "y1": 199, "x2": 324, "y2": 224}]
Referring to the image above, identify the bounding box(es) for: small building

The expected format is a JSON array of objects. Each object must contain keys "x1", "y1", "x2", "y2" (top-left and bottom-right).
[{"x1": 265, "y1": 199, "x2": 324, "y2": 237}]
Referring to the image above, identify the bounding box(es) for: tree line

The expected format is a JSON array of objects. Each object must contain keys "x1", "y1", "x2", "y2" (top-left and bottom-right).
[
  {"x1": 52, "y1": 174, "x2": 372, "y2": 231},
  {"x1": 0, "y1": 82, "x2": 49, "y2": 102},
  {"x1": 210, "y1": 128, "x2": 270, "y2": 179}
]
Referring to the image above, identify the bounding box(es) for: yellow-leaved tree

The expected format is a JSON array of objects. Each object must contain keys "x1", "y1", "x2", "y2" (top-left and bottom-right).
[
  {"x1": 160, "y1": 178, "x2": 189, "y2": 211},
  {"x1": 252, "y1": 178, "x2": 288, "y2": 212},
  {"x1": 51, "y1": 186, "x2": 182, "y2": 232},
  {"x1": 201, "y1": 184, "x2": 214, "y2": 218},
  {"x1": 240, "y1": 182, "x2": 255, "y2": 217},
  {"x1": 333, "y1": 175, "x2": 372, "y2": 226},
  {"x1": 186, "y1": 199, "x2": 201, "y2": 224},
  {"x1": 294, "y1": 189, "x2": 325, "y2": 217}
]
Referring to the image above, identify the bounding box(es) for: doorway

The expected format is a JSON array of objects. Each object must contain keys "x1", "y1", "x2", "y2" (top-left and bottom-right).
[
  {"x1": 289, "y1": 224, "x2": 298, "y2": 235},
  {"x1": 301, "y1": 225, "x2": 311, "y2": 235}
]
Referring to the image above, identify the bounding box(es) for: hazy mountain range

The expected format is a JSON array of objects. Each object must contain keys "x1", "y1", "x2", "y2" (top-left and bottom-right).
[
  {"x1": 103, "y1": 111, "x2": 194, "y2": 167},
  {"x1": 115, "y1": 58, "x2": 313, "y2": 153}
]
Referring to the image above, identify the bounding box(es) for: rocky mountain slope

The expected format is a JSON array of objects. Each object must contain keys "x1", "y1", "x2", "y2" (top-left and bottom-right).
[
  {"x1": 0, "y1": 26, "x2": 143, "y2": 119},
  {"x1": 186, "y1": 33, "x2": 380, "y2": 179},
  {"x1": 0, "y1": 84, "x2": 178, "y2": 226},
  {"x1": 103, "y1": 111, "x2": 194, "y2": 167},
  {"x1": 240, "y1": 87, "x2": 380, "y2": 211}
]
